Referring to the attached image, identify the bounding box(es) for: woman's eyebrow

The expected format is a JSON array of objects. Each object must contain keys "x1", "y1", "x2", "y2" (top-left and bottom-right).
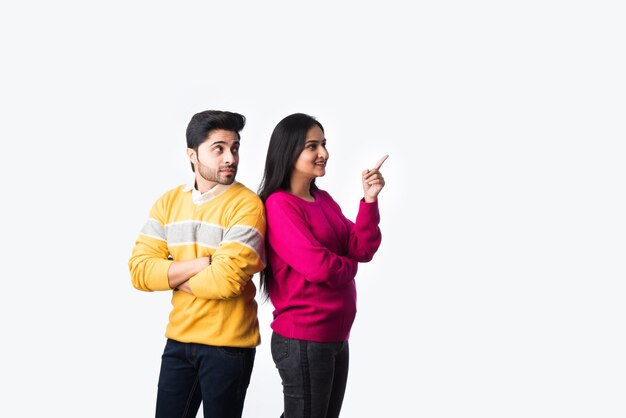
[{"x1": 305, "y1": 138, "x2": 325, "y2": 144}]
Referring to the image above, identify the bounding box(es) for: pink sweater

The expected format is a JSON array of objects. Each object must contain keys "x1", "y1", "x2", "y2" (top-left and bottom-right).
[{"x1": 265, "y1": 189, "x2": 382, "y2": 342}]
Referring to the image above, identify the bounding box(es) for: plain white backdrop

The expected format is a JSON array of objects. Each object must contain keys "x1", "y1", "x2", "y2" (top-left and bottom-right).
[{"x1": 1, "y1": 1, "x2": 625, "y2": 417}]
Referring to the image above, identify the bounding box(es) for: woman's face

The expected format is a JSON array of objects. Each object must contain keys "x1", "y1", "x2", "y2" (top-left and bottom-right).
[{"x1": 293, "y1": 125, "x2": 329, "y2": 181}]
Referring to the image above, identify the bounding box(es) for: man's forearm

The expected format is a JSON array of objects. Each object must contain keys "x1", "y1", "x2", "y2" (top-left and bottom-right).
[{"x1": 167, "y1": 257, "x2": 211, "y2": 289}]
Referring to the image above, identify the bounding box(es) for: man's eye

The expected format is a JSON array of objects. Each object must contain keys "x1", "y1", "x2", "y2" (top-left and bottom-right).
[{"x1": 214, "y1": 146, "x2": 223, "y2": 152}]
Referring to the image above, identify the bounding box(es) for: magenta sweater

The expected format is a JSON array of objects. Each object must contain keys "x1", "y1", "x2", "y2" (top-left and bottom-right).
[{"x1": 265, "y1": 189, "x2": 382, "y2": 342}]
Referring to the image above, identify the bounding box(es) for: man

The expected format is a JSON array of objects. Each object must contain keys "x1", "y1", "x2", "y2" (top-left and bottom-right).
[{"x1": 129, "y1": 110, "x2": 266, "y2": 418}]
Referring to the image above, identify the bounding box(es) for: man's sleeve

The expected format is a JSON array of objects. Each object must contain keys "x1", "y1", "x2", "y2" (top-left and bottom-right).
[
  {"x1": 128, "y1": 198, "x2": 173, "y2": 292},
  {"x1": 188, "y1": 197, "x2": 266, "y2": 300}
]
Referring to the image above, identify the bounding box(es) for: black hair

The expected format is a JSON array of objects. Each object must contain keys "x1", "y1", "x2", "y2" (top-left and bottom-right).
[
  {"x1": 185, "y1": 110, "x2": 246, "y2": 172},
  {"x1": 257, "y1": 113, "x2": 324, "y2": 298}
]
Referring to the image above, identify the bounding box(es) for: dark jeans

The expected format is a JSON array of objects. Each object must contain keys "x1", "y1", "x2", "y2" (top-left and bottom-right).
[
  {"x1": 156, "y1": 338, "x2": 255, "y2": 418},
  {"x1": 271, "y1": 332, "x2": 349, "y2": 418}
]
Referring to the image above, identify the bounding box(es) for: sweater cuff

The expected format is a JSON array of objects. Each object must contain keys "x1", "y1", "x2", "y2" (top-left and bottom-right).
[
  {"x1": 188, "y1": 272, "x2": 207, "y2": 298},
  {"x1": 359, "y1": 198, "x2": 380, "y2": 221},
  {"x1": 153, "y1": 259, "x2": 175, "y2": 291}
]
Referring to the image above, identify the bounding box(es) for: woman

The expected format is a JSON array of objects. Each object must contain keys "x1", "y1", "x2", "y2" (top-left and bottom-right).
[{"x1": 258, "y1": 113, "x2": 387, "y2": 418}]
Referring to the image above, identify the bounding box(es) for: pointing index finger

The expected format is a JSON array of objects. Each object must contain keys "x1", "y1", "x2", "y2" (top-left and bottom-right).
[{"x1": 373, "y1": 154, "x2": 389, "y2": 170}]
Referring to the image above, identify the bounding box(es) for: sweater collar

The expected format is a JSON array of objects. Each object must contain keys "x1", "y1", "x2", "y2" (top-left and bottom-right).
[{"x1": 183, "y1": 181, "x2": 235, "y2": 205}]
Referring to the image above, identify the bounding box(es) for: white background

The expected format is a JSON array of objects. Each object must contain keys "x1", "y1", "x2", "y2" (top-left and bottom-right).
[{"x1": 1, "y1": 1, "x2": 625, "y2": 417}]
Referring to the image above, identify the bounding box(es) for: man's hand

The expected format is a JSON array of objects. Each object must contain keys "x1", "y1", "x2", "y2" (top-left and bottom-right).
[
  {"x1": 176, "y1": 280, "x2": 194, "y2": 294},
  {"x1": 167, "y1": 256, "x2": 211, "y2": 289}
]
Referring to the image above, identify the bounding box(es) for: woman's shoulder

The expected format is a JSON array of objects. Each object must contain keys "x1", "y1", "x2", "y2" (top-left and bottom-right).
[
  {"x1": 314, "y1": 189, "x2": 346, "y2": 214},
  {"x1": 265, "y1": 188, "x2": 335, "y2": 206},
  {"x1": 265, "y1": 190, "x2": 299, "y2": 210},
  {"x1": 265, "y1": 189, "x2": 290, "y2": 204},
  {"x1": 313, "y1": 188, "x2": 332, "y2": 199},
  {"x1": 313, "y1": 188, "x2": 339, "y2": 206}
]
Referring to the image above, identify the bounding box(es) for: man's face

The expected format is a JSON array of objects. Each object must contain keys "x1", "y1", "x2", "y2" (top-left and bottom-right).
[{"x1": 188, "y1": 129, "x2": 240, "y2": 190}]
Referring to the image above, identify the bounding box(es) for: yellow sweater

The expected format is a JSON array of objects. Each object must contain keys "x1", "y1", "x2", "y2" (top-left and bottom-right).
[{"x1": 129, "y1": 182, "x2": 266, "y2": 347}]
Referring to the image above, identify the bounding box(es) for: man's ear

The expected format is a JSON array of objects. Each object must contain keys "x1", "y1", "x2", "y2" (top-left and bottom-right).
[{"x1": 187, "y1": 148, "x2": 197, "y2": 164}]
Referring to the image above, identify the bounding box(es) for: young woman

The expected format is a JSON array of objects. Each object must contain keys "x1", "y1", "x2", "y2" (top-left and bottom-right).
[{"x1": 258, "y1": 113, "x2": 387, "y2": 418}]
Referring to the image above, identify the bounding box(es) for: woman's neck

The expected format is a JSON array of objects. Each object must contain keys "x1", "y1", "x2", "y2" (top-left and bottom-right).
[{"x1": 289, "y1": 177, "x2": 314, "y2": 201}]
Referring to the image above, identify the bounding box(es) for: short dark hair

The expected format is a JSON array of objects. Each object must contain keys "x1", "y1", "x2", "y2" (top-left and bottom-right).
[
  {"x1": 257, "y1": 113, "x2": 324, "y2": 298},
  {"x1": 186, "y1": 110, "x2": 246, "y2": 171}
]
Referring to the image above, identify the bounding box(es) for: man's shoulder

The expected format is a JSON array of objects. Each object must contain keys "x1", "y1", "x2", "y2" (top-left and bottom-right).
[
  {"x1": 227, "y1": 182, "x2": 263, "y2": 207},
  {"x1": 158, "y1": 184, "x2": 189, "y2": 201},
  {"x1": 230, "y1": 181, "x2": 255, "y2": 195}
]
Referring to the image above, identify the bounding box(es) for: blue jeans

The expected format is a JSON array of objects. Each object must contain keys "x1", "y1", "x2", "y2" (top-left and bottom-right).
[
  {"x1": 156, "y1": 338, "x2": 255, "y2": 418},
  {"x1": 271, "y1": 332, "x2": 349, "y2": 418}
]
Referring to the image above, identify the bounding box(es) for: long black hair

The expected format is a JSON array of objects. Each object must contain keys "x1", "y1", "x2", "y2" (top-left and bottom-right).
[{"x1": 257, "y1": 113, "x2": 325, "y2": 298}]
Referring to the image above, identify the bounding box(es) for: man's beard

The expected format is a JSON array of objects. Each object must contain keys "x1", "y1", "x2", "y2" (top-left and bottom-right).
[{"x1": 198, "y1": 163, "x2": 238, "y2": 185}]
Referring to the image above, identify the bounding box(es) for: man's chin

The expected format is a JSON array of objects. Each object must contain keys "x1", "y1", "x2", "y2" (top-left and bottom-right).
[{"x1": 219, "y1": 176, "x2": 237, "y2": 185}]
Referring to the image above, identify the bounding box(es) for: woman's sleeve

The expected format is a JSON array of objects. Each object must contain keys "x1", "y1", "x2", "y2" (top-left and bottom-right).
[
  {"x1": 266, "y1": 195, "x2": 357, "y2": 289},
  {"x1": 327, "y1": 195, "x2": 382, "y2": 262}
]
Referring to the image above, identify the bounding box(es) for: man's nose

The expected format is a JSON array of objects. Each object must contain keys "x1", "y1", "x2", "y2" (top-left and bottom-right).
[{"x1": 223, "y1": 148, "x2": 235, "y2": 164}]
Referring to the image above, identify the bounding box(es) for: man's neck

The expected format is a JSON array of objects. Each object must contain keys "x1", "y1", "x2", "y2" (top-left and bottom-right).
[{"x1": 195, "y1": 177, "x2": 218, "y2": 194}]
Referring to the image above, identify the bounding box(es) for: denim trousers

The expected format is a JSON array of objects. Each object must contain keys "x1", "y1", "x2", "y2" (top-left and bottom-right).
[
  {"x1": 155, "y1": 338, "x2": 256, "y2": 418},
  {"x1": 271, "y1": 332, "x2": 350, "y2": 418}
]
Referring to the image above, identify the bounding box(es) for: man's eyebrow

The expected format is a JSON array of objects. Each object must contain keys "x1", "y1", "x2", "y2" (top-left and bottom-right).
[{"x1": 209, "y1": 140, "x2": 240, "y2": 146}]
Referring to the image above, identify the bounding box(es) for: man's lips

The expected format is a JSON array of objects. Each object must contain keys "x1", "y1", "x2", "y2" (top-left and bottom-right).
[{"x1": 220, "y1": 167, "x2": 237, "y2": 174}]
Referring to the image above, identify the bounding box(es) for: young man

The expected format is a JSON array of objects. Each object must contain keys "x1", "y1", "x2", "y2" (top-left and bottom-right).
[{"x1": 129, "y1": 110, "x2": 266, "y2": 418}]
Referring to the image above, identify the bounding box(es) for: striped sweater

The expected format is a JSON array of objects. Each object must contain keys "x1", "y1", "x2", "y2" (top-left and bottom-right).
[{"x1": 129, "y1": 182, "x2": 266, "y2": 348}]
